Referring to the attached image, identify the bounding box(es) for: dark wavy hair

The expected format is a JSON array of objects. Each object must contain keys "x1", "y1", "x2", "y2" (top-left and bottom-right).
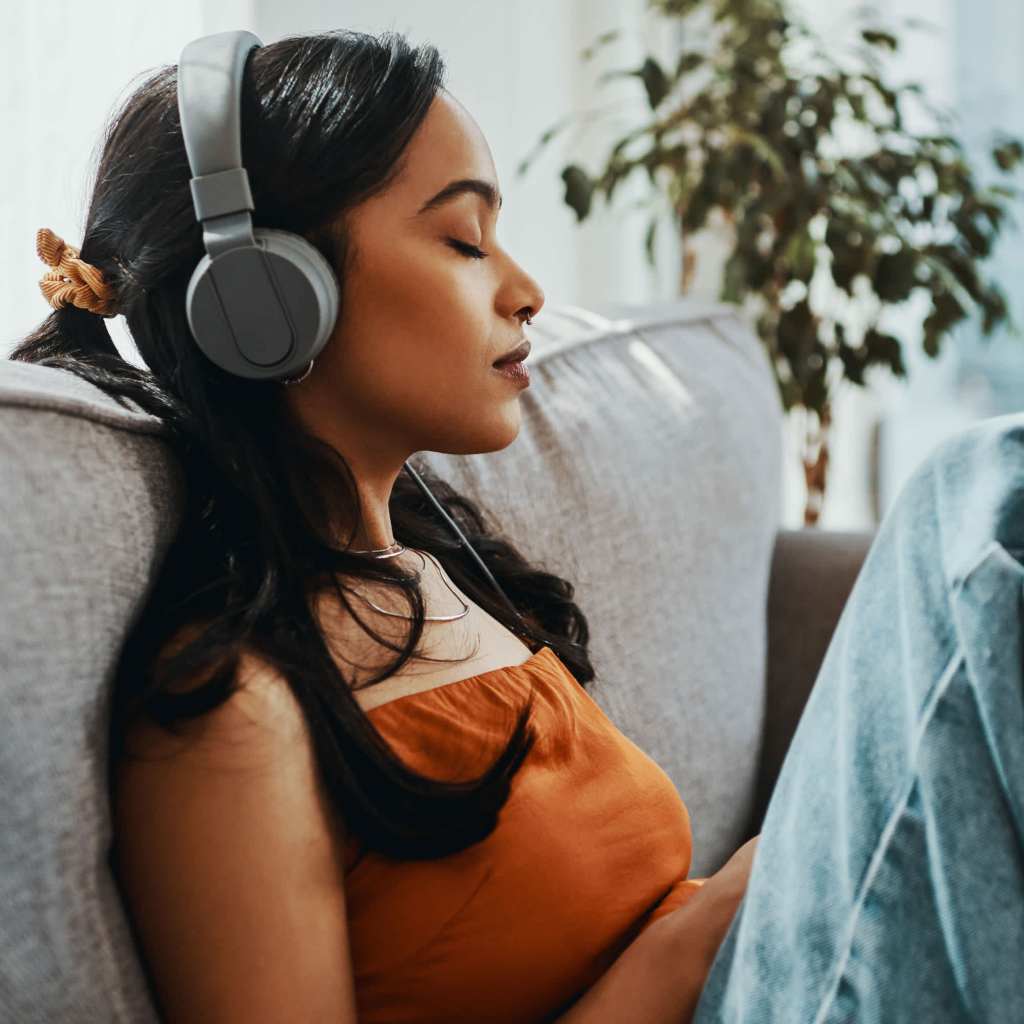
[{"x1": 9, "y1": 28, "x2": 593, "y2": 860}]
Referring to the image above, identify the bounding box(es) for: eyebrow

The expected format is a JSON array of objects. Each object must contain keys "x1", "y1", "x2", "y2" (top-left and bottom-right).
[{"x1": 415, "y1": 178, "x2": 503, "y2": 216}]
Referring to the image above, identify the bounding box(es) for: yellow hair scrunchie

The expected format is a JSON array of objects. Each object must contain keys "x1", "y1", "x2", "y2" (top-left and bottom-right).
[{"x1": 36, "y1": 227, "x2": 118, "y2": 318}]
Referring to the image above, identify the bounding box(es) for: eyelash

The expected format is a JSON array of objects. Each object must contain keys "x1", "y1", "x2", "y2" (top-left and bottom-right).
[{"x1": 447, "y1": 239, "x2": 489, "y2": 260}]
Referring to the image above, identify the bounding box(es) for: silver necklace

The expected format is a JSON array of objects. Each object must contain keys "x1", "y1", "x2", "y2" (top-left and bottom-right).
[{"x1": 347, "y1": 542, "x2": 470, "y2": 623}]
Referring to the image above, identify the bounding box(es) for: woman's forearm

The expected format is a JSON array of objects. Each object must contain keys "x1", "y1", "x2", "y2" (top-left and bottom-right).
[{"x1": 550, "y1": 902, "x2": 720, "y2": 1024}]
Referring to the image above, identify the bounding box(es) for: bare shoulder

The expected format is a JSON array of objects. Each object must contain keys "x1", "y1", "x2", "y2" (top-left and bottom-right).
[
  {"x1": 124, "y1": 621, "x2": 311, "y2": 751},
  {"x1": 110, "y1": 624, "x2": 357, "y2": 1022}
]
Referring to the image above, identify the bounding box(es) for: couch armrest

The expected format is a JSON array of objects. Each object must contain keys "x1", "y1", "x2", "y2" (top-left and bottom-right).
[{"x1": 744, "y1": 527, "x2": 876, "y2": 839}]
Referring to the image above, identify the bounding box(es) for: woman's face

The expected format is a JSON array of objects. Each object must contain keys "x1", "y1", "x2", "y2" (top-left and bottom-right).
[{"x1": 288, "y1": 89, "x2": 545, "y2": 476}]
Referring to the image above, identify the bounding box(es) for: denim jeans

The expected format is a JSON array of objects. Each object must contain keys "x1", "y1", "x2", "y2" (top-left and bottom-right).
[{"x1": 692, "y1": 412, "x2": 1024, "y2": 1023}]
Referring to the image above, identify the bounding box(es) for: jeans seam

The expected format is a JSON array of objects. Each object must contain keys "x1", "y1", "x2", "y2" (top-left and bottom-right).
[
  {"x1": 810, "y1": 643, "x2": 967, "y2": 1024},
  {"x1": 951, "y1": 538, "x2": 1024, "y2": 849}
]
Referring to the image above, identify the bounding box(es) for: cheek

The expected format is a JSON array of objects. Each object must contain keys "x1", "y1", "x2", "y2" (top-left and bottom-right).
[
  {"x1": 324, "y1": 332, "x2": 522, "y2": 455},
  {"x1": 355, "y1": 235, "x2": 465, "y2": 319},
  {"x1": 326, "y1": 241, "x2": 503, "y2": 425}
]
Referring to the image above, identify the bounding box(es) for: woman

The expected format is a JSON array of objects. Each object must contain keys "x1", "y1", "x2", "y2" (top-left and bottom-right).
[{"x1": 12, "y1": 26, "x2": 1021, "y2": 1024}]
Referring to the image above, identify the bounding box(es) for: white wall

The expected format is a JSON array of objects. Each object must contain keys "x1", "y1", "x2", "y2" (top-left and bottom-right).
[
  {"x1": 0, "y1": 1, "x2": 256, "y2": 365},
  {"x1": 251, "y1": 0, "x2": 687, "y2": 310}
]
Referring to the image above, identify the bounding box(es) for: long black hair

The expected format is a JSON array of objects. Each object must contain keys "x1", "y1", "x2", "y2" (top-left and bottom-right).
[{"x1": 9, "y1": 29, "x2": 593, "y2": 860}]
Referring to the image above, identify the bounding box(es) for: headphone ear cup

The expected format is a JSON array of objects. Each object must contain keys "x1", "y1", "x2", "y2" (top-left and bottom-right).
[
  {"x1": 184, "y1": 227, "x2": 340, "y2": 380},
  {"x1": 254, "y1": 226, "x2": 340, "y2": 357}
]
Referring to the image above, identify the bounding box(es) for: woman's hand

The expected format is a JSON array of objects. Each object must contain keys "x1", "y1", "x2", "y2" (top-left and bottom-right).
[
  {"x1": 550, "y1": 837, "x2": 762, "y2": 1024},
  {"x1": 672, "y1": 834, "x2": 760, "y2": 960},
  {"x1": 702, "y1": 834, "x2": 760, "y2": 908}
]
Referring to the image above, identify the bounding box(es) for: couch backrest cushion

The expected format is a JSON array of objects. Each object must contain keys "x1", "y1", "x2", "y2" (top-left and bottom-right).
[
  {"x1": 0, "y1": 360, "x2": 180, "y2": 1021},
  {"x1": 0, "y1": 299, "x2": 782, "y2": 1019}
]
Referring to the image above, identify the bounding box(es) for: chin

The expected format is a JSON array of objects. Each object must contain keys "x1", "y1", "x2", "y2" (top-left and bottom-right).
[{"x1": 439, "y1": 409, "x2": 522, "y2": 456}]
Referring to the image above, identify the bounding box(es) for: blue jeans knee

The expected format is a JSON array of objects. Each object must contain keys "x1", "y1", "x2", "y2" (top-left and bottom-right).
[{"x1": 690, "y1": 411, "x2": 1024, "y2": 1023}]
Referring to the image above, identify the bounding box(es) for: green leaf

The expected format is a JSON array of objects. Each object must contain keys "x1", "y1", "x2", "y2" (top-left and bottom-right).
[
  {"x1": 644, "y1": 217, "x2": 659, "y2": 268},
  {"x1": 980, "y1": 283, "x2": 1009, "y2": 334},
  {"x1": 599, "y1": 57, "x2": 672, "y2": 109},
  {"x1": 783, "y1": 229, "x2": 817, "y2": 283},
  {"x1": 675, "y1": 51, "x2": 705, "y2": 79},
  {"x1": 921, "y1": 290, "x2": 969, "y2": 356},
  {"x1": 837, "y1": 327, "x2": 868, "y2": 386},
  {"x1": 825, "y1": 213, "x2": 876, "y2": 293},
  {"x1": 580, "y1": 28, "x2": 620, "y2": 63},
  {"x1": 639, "y1": 57, "x2": 671, "y2": 110},
  {"x1": 726, "y1": 127, "x2": 786, "y2": 179},
  {"x1": 846, "y1": 91, "x2": 868, "y2": 121},
  {"x1": 992, "y1": 138, "x2": 1024, "y2": 172},
  {"x1": 863, "y1": 328, "x2": 906, "y2": 376},
  {"x1": 561, "y1": 164, "x2": 595, "y2": 222},
  {"x1": 952, "y1": 203, "x2": 994, "y2": 259},
  {"x1": 603, "y1": 158, "x2": 637, "y2": 205},
  {"x1": 873, "y1": 248, "x2": 918, "y2": 303},
  {"x1": 932, "y1": 243, "x2": 984, "y2": 303},
  {"x1": 861, "y1": 29, "x2": 900, "y2": 51},
  {"x1": 981, "y1": 184, "x2": 1019, "y2": 201},
  {"x1": 514, "y1": 116, "x2": 574, "y2": 177},
  {"x1": 861, "y1": 74, "x2": 899, "y2": 116},
  {"x1": 776, "y1": 298, "x2": 817, "y2": 368},
  {"x1": 681, "y1": 155, "x2": 722, "y2": 232},
  {"x1": 722, "y1": 251, "x2": 748, "y2": 302},
  {"x1": 610, "y1": 126, "x2": 648, "y2": 160}
]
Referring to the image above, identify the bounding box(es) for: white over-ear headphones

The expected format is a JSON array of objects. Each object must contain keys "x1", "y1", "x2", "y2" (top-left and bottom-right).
[{"x1": 177, "y1": 30, "x2": 338, "y2": 382}]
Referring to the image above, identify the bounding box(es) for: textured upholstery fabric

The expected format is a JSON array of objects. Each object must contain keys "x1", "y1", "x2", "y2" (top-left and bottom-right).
[
  {"x1": 0, "y1": 362, "x2": 183, "y2": 1022},
  {"x1": 0, "y1": 299, "x2": 783, "y2": 1020}
]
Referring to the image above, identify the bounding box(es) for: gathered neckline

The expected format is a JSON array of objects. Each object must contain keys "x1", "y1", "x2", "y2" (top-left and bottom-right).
[{"x1": 364, "y1": 645, "x2": 559, "y2": 715}]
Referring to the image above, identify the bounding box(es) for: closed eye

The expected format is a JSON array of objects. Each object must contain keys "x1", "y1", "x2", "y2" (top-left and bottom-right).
[{"x1": 446, "y1": 239, "x2": 489, "y2": 260}]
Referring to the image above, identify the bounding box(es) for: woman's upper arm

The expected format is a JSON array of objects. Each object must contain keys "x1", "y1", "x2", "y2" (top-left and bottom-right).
[{"x1": 110, "y1": 653, "x2": 359, "y2": 1023}]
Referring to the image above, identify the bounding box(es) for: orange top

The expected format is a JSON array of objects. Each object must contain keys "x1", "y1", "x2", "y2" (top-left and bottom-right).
[{"x1": 343, "y1": 645, "x2": 707, "y2": 1024}]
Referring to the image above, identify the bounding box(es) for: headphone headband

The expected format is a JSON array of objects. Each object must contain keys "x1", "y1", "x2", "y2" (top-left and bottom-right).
[
  {"x1": 177, "y1": 30, "x2": 260, "y2": 226},
  {"x1": 176, "y1": 30, "x2": 339, "y2": 381}
]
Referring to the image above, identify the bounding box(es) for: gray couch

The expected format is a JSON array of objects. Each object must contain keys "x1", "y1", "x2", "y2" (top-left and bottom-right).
[{"x1": 0, "y1": 299, "x2": 874, "y2": 1021}]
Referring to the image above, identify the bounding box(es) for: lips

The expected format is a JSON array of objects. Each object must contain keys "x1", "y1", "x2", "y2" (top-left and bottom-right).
[{"x1": 493, "y1": 339, "x2": 531, "y2": 366}]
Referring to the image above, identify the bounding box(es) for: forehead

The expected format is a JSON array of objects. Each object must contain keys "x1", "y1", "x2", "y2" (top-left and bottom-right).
[{"x1": 392, "y1": 90, "x2": 499, "y2": 214}]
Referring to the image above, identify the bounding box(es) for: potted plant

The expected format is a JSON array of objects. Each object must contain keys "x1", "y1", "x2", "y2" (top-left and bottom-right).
[{"x1": 518, "y1": 0, "x2": 1023, "y2": 524}]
